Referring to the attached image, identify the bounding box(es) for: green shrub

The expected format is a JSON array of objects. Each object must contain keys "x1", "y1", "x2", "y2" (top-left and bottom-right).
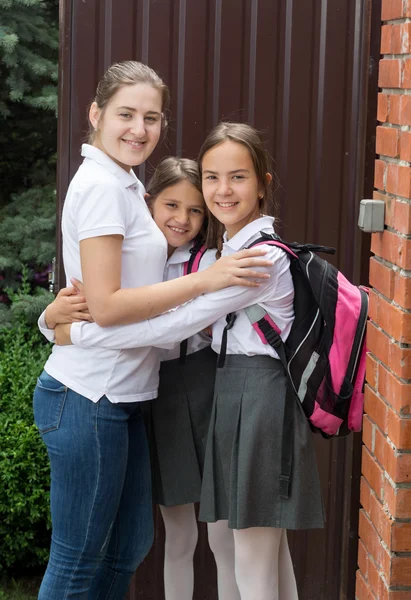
[{"x1": 0, "y1": 281, "x2": 53, "y2": 573}]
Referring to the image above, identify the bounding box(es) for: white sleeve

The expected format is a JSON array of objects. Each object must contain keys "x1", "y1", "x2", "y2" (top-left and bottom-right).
[
  {"x1": 75, "y1": 181, "x2": 128, "y2": 241},
  {"x1": 38, "y1": 310, "x2": 55, "y2": 343},
  {"x1": 70, "y1": 247, "x2": 290, "y2": 350}
]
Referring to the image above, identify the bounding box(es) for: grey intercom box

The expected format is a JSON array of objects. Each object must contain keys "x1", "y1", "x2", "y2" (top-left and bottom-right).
[{"x1": 358, "y1": 200, "x2": 385, "y2": 233}]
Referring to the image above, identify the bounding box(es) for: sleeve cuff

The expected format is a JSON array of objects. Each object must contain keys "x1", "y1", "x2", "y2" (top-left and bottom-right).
[
  {"x1": 70, "y1": 322, "x2": 82, "y2": 346},
  {"x1": 38, "y1": 311, "x2": 56, "y2": 343}
]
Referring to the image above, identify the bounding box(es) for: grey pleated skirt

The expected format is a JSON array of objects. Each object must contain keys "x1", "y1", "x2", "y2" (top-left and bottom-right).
[
  {"x1": 143, "y1": 346, "x2": 217, "y2": 507},
  {"x1": 199, "y1": 354, "x2": 325, "y2": 530}
]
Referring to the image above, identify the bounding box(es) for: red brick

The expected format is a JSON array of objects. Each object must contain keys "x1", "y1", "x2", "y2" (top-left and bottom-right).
[
  {"x1": 366, "y1": 354, "x2": 378, "y2": 391},
  {"x1": 364, "y1": 386, "x2": 388, "y2": 434},
  {"x1": 374, "y1": 159, "x2": 386, "y2": 191},
  {"x1": 356, "y1": 569, "x2": 374, "y2": 600},
  {"x1": 367, "y1": 322, "x2": 390, "y2": 366},
  {"x1": 400, "y1": 23, "x2": 411, "y2": 54},
  {"x1": 389, "y1": 95, "x2": 411, "y2": 126},
  {"x1": 361, "y1": 475, "x2": 372, "y2": 514},
  {"x1": 367, "y1": 291, "x2": 411, "y2": 343},
  {"x1": 391, "y1": 521, "x2": 411, "y2": 552},
  {"x1": 378, "y1": 93, "x2": 389, "y2": 123},
  {"x1": 368, "y1": 555, "x2": 387, "y2": 598},
  {"x1": 394, "y1": 271, "x2": 411, "y2": 309},
  {"x1": 399, "y1": 130, "x2": 411, "y2": 162},
  {"x1": 387, "y1": 408, "x2": 411, "y2": 449},
  {"x1": 386, "y1": 163, "x2": 411, "y2": 197},
  {"x1": 381, "y1": 25, "x2": 393, "y2": 54},
  {"x1": 359, "y1": 509, "x2": 383, "y2": 566},
  {"x1": 378, "y1": 362, "x2": 411, "y2": 414},
  {"x1": 369, "y1": 257, "x2": 395, "y2": 299},
  {"x1": 358, "y1": 539, "x2": 369, "y2": 579},
  {"x1": 374, "y1": 425, "x2": 411, "y2": 483},
  {"x1": 367, "y1": 322, "x2": 411, "y2": 379},
  {"x1": 379, "y1": 59, "x2": 402, "y2": 88},
  {"x1": 388, "y1": 340, "x2": 411, "y2": 379},
  {"x1": 369, "y1": 492, "x2": 393, "y2": 547},
  {"x1": 368, "y1": 289, "x2": 379, "y2": 323},
  {"x1": 381, "y1": 0, "x2": 403, "y2": 20},
  {"x1": 376, "y1": 126, "x2": 399, "y2": 157},
  {"x1": 406, "y1": 0, "x2": 411, "y2": 17},
  {"x1": 362, "y1": 445, "x2": 385, "y2": 499},
  {"x1": 403, "y1": 58, "x2": 411, "y2": 89},
  {"x1": 390, "y1": 555, "x2": 411, "y2": 586},
  {"x1": 393, "y1": 200, "x2": 411, "y2": 234}
]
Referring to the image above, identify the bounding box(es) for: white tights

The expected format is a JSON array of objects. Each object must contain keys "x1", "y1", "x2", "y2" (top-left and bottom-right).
[
  {"x1": 160, "y1": 505, "x2": 240, "y2": 600},
  {"x1": 233, "y1": 527, "x2": 299, "y2": 600}
]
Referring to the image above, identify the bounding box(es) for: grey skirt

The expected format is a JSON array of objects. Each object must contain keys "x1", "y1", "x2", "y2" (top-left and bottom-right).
[
  {"x1": 143, "y1": 346, "x2": 217, "y2": 507},
  {"x1": 199, "y1": 354, "x2": 325, "y2": 530}
]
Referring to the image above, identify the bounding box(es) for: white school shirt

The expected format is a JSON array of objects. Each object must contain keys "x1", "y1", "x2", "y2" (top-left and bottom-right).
[
  {"x1": 68, "y1": 216, "x2": 295, "y2": 359},
  {"x1": 160, "y1": 243, "x2": 216, "y2": 361},
  {"x1": 42, "y1": 144, "x2": 168, "y2": 403}
]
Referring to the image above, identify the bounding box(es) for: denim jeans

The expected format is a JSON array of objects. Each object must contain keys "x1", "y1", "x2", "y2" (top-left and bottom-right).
[{"x1": 33, "y1": 370, "x2": 154, "y2": 600}]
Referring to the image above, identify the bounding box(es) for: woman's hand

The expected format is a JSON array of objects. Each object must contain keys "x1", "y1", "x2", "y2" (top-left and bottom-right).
[
  {"x1": 195, "y1": 248, "x2": 273, "y2": 294},
  {"x1": 45, "y1": 279, "x2": 92, "y2": 329},
  {"x1": 55, "y1": 323, "x2": 73, "y2": 346}
]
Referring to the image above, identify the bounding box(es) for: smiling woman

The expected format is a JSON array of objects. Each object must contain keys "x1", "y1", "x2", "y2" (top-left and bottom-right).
[{"x1": 89, "y1": 83, "x2": 163, "y2": 170}]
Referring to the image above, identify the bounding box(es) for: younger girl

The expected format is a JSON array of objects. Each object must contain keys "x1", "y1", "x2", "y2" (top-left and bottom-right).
[
  {"x1": 41, "y1": 156, "x2": 240, "y2": 600},
  {"x1": 54, "y1": 122, "x2": 325, "y2": 600},
  {"x1": 33, "y1": 59, "x2": 272, "y2": 600}
]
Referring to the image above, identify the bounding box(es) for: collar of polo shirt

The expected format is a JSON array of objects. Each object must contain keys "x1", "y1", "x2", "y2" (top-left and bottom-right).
[
  {"x1": 223, "y1": 215, "x2": 275, "y2": 250},
  {"x1": 81, "y1": 144, "x2": 139, "y2": 189}
]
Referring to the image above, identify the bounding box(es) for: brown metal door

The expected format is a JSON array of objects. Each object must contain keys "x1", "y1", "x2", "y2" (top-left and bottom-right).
[{"x1": 57, "y1": 1, "x2": 379, "y2": 597}]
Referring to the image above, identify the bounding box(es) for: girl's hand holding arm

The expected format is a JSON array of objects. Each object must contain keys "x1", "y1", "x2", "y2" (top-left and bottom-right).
[{"x1": 44, "y1": 282, "x2": 92, "y2": 329}]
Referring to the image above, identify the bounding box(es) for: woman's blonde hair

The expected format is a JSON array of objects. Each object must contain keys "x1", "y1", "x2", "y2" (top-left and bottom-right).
[{"x1": 87, "y1": 61, "x2": 170, "y2": 143}]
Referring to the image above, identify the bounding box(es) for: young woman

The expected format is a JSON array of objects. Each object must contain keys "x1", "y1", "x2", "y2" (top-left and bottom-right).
[
  {"x1": 42, "y1": 156, "x2": 240, "y2": 600},
  {"x1": 52, "y1": 122, "x2": 325, "y2": 600},
  {"x1": 33, "y1": 62, "x2": 273, "y2": 600}
]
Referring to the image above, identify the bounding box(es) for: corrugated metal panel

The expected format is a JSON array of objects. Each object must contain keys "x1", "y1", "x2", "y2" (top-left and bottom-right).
[{"x1": 57, "y1": 1, "x2": 379, "y2": 598}]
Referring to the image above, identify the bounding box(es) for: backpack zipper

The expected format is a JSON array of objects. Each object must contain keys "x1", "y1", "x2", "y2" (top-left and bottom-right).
[{"x1": 345, "y1": 289, "x2": 368, "y2": 383}]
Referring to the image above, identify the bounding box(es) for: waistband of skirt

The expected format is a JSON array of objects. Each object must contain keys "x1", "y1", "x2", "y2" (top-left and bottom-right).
[
  {"x1": 216, "y1": 354, "x2": 281, "y2": 369},
  {"x1": 160, "y1": 345, "x2": 216, "y2": 371}
]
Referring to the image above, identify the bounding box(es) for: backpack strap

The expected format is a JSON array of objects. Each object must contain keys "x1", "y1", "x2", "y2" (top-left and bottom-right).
[
  {"x1": 244, "y1": 305, "x2": 294, "y2": 499},
  {"x1": 217, "y1": 313, "x2": 237, "y2": 369},
  {"x1": 180, "y1": 243, "x2": 208, "y2": 364}
]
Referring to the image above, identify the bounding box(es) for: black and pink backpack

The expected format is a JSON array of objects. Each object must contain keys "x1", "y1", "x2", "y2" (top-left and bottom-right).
[{"x1": 243, "y1": 231, "x2": 369, "y2": 439}]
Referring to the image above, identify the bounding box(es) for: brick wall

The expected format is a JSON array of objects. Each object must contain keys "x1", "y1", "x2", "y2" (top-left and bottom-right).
[{"x1": 356, "y1": 1, "x2": 411, "y2": 598}]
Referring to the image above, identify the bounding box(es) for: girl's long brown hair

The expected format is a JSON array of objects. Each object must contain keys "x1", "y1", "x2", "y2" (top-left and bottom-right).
[{"x1": 198, "y1": 122, "x2": 276, "y2": 254}]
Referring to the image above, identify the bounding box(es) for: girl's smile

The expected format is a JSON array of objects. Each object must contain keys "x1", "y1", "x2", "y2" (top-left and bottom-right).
[
  {"x1": 149, "y1": 179, "x2": 206, "y2": 256},
  {"x1": 201, "y1": 141, "x2": 266, "y2": 239}
]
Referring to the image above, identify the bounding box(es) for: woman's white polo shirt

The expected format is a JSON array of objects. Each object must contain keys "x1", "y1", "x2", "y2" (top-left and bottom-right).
[{"x1": 43, "y1": 144, "x2": 167, "y2": 403}]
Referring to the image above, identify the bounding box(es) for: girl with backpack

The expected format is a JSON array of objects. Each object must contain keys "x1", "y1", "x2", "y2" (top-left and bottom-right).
[
  {"x1": 33, "y1": 61, "x2": 273, "y2": 600},
  {"x1": 52, "y1": 122, "x2": 325, "y2": 600}
]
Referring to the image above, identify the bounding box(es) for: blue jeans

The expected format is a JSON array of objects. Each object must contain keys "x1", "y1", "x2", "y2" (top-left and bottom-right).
[{"x1": 33, "y1": 371, "x2": 154, "y2": 599}]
